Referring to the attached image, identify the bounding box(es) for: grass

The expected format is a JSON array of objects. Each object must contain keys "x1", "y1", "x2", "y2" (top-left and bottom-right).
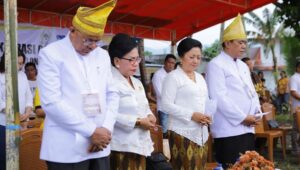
[
  {"x1": 275, "y1": 113, "x2": 293, "y2": 126},
  {"x1": 273, "y1": 149, "x2": 300, "y2": 170}
]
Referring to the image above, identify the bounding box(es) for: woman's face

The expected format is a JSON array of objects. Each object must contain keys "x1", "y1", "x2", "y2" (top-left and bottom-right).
[
  {"x1": 114, "y1": 47, "x2": 140, "y2": 78},
  {"x1": 180, "y1": 47, "x2": 201, "y2": 72},
  {"x1": 17, "y1": 56, "x2": 24, "y2": 71}
]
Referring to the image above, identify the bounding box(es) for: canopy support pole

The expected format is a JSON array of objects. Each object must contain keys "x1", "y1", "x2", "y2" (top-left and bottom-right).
[
  {"x1": 138, "y1": 38, "x2": 147, "y2": 88},
  {"x1": 4, "y1": 0, "x2": 20, "y2": 169},
  {"x1": 171, "y1": 30, "x2": 176, "y2": 55}
]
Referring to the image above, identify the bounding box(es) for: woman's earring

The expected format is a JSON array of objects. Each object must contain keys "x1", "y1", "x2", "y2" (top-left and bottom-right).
[{"x1": 116, "y1": 65, "x2": 120, "y2": 68}]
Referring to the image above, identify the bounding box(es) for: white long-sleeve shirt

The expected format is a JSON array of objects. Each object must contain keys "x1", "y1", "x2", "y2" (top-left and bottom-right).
[
  {"x1": 206, "y1": 51, "x2": 260, "y2": 138},
  {"x1": 110, "y1": 67, "x2": 154, "y2": 156},
  {"x1": 18, "y1": 71, "x2": 33, "y2": 116},
  {"x1": 0, "y1": 72, "x2": 33, "y2": 126},
  {"x1": 0, "y1": 73, "x2": 5, "y2": 126},
  {"x1": 290, "y1": 73, "x2": 300, "y2": 113},
  {"x1": 152, "y1": 67, "x2": 167, "y2": 110},
  {"x1": 161, "y1": 67, "x2": 209, "y2": 146},
  {"x1": 38, "y1": 34, "x2": 119, "y2": 163}
]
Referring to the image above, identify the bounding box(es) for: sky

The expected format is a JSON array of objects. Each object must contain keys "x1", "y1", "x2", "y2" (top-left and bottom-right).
[{"x1": 144, "y1": 3, "x2": 275, "y2": 54}]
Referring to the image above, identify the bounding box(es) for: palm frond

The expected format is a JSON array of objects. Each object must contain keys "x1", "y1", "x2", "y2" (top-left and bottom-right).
[
  {"x1": 247, "y1": 38, "x2": 266, "y2": 45},
  {"x1": 248, "y1": 12, "x2": 265, "y2": 28},
  {"x1": 246, "y1": 31, "x2": 262, "y2": 37}
]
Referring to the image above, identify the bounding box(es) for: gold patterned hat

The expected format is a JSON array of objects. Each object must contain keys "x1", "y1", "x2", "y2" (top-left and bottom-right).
[
  {"x1": 222, "y1": 14, "x2": 247, "y2": 42},
  {"x1": 72, "y1": 0, "x2": 116, "y2": 37}
]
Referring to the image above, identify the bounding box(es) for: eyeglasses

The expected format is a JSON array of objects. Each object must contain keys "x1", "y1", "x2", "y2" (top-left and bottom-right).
[
  {"x1": 82, "y1": 38, "x2": 102, "y2": 47},
  {"x1": 120, "y1": 57, "x2": 142, "y2": 64},
  {"x1": 75, "y1": 29, "x2": 102, "y2": 47}
]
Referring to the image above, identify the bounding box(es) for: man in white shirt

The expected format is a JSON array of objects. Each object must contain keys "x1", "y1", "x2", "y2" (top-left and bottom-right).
[
  {"x1": 290, "y1": 61, "x2": 300, "y2": 154},
  {"x1": 25, "y1": 62, "x2": 38, "y2": 97},
  {"x1": 206, "y1": 14, "x2": 260, "y2": 169},
  {"x1": 38, "y1": 1, "x2": 118, "y2": 169},
  {"x1": 152, "y1": 54, "x2": 176, "y2": 136}
]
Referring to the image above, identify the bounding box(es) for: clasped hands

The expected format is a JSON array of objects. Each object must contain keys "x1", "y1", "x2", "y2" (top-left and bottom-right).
[
  {"x1": 89, "y1": 127, "x2": 111, "y2": 153},
  {"x1": 136, "y1": 114, "x2": 156, "y2": 130},
  {"x1": 88, "y1": 114, "x2": 157, "y2": 153},
  {"x1": 192, "y1": 112, "x2": 211, "y2": 126}
]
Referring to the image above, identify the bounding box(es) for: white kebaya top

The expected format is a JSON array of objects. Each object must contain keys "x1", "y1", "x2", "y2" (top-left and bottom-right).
[
  {"x1": 161, "y1": 67, "x2": 209, "y2": 146},
  {"x1": 111, "y1": 67, "x2": 154, "y2": 156}
]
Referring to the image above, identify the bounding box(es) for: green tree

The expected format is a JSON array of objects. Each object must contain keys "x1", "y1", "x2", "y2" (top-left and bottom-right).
[
  {"x1": 143, "y1": 51, "x2": 152, "y2": 57},
  {"x1": 244, "y1": 8, "x2": 283, "y2": 82},
  {"x1": 282, "y1": 36, "x2": 300, "y2": 76},
  {"x1": 203, "y1": 40, "x2": 219, "y2": 61},
  {"x1": 275, "y1": 0, "x2": 300, "y2": 39}
]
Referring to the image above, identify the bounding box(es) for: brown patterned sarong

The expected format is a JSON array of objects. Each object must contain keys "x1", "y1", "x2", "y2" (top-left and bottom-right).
[
  {"x1": 110, "y1": 151, "x2": 146, "y2": 170},
  {"x1": 168, "y1": 130, "x2": 208, "y2": 170}
]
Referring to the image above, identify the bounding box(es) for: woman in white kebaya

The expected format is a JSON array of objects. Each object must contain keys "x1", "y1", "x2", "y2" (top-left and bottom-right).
[
  {"x1": 161, "y1": 37, "x2": 211, "y2": 169},
  {"x1": 0, "y1": 51, "x2": 33, "y2": 170},
  {"x1": 108, "y1": 33, "x2": 156, "y2": 170}
]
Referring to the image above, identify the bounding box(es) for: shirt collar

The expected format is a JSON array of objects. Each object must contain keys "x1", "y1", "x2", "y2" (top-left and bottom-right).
[
  {"x1": 221, "y1": 51, "x2": 238, "y2": 62},
  {"x1": 112, "y1": 66, "x2": 135, "y2": 88}
]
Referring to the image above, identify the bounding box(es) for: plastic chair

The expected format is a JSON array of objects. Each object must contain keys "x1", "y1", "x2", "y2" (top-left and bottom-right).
[
  {"x1": 150, "y1": 126, "x2": 163, "y2": 153},
  {"x1": 255, "y1": 104, "x2": 286, "y2": 161},
  {"x1": 262, "y1": 103, "x2": 292, "y2": 150},
  {"x1": 20, "y1": 128, "x2": 47, "y2": 170},
  {"x1": 207, "y1": 134, "x2": 213, "y2": 163},
  {"x1": 296, "y1": 108, "x2": 300, "y2": 131}
]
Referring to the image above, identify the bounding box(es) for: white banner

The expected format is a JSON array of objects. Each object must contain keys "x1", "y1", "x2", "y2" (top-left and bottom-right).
[{"x1": 0, "y1": 27, "x2": 69, "y2": 65}]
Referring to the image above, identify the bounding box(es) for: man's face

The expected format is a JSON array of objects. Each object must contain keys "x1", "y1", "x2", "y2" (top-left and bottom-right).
[
  {"x1": 17, "y1": 56, "x2": 24, "y2": 71},
  {"x1": 258, "y1": 72, "x2": 264, "y2": 79},
  {"x1": 225, "y1": 40, "x2": 247, "y2": 58},
  {"x1": 297, "y1": 66, "x2": 300, "y2": 73},
  {"x1": 164, "y1": 58, "x2": 176, "y2": 73},
  {"x1": 25, "y1": 65, "x2": 37, "y2": 79},
  {"x1": 280, "y1": 71, "x2": 286, "y2": 78},
  {"x1": 70, "y1": 27, "x2": 100, "y2": 56}
]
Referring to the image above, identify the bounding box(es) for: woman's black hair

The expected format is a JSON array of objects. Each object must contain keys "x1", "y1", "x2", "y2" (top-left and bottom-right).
[
  {"x1": 150, "y1": 72, "x2": 155, "y2": 80},
  {"x1": 18, "y1": 49, "x2": 26, "y2": 64},
  {"x1": 108, "y1": 33, "x2": 138, "y2": 66},
  {"x1": 0, "y1": 53, "x2": 4, "y2": 73},
  {"x1": 241, "y1": 57, "x2": 250, "y2": 63},
  {"x1": 177, "y1": 38, "x2": 202, "y2": 58},
  {"x1": 174, "y1": 62, "x2": 181, "y2": 69},
  {"x1": 0, "y1": 49, "x2": 26, "y2": 73}
]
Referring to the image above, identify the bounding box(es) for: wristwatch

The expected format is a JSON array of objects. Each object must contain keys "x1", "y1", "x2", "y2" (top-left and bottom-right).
[{"x1": 135, "y1": 118, "x2": 141, "y2": 127}]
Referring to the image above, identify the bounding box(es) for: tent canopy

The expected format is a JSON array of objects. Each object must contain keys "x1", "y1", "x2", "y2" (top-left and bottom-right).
[{"x1": 0, "y1": 0, "x2": 275, "y2": 43}]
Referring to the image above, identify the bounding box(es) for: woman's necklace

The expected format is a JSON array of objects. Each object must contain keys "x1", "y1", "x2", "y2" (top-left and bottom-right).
[{"x1": 186, "y1": 72, "x2": 195, "y2": 82}]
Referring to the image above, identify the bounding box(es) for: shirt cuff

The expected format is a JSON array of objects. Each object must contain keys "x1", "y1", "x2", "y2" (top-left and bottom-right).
[
  {"x1": 184, "y1": 109, "x2": 194, "y2": 121},
  {"x1": 236, "y1": 113, "x2": 248, "y2": 126},
  {"x1": 102, "y1": 115, "x2": 116, "y2": 133},
  {"x1": 77, "y1": 120, "x2": 97, "y2": 137}
]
